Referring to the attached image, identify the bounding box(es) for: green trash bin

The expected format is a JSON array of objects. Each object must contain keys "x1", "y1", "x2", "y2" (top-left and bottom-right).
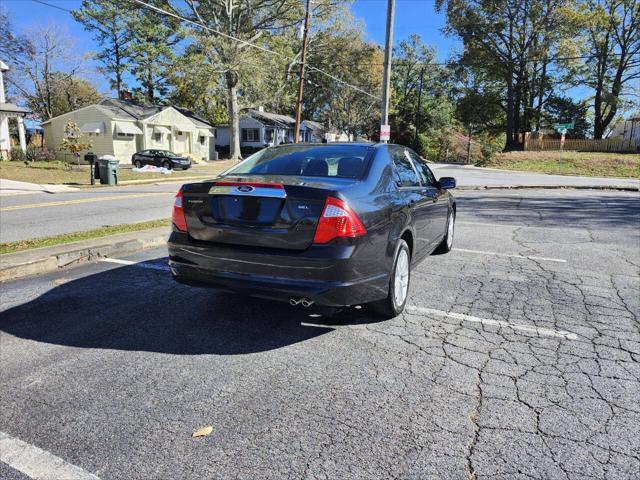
[{"x1": 98, "y1": 157, "x2": 119, "y2": 185}]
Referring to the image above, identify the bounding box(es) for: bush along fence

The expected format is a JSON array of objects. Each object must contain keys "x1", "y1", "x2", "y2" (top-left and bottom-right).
[{"x1": 524, "y1": 135, "x2": 639, "y2": 153}]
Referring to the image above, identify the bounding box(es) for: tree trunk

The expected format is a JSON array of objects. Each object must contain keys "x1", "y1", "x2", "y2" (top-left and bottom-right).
[
  {"x1": 115, "y1": 39, "x2": 123, "y2": 99},
  {"x1": 226, "y1": 71, "x2": 242, "y2": 160},
  {"x1": 535, "y1": 59, "x2": 547, "y2": 131},
  {"x1": 505, "y1": 70, "x2": 516, "y2": 151},
  {"x1": 146, "y1": 64, "x2": 154, "y2": 103}
]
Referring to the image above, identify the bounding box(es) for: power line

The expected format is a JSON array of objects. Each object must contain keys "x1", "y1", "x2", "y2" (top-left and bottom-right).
[{"x1": 128, "y1": 0, "x2": 382, "y2": 100}]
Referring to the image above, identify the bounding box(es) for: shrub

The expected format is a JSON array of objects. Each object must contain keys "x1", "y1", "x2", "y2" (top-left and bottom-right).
[
  {"x1": 9, "y1": 149, "x2": 26, "y2": 162},
  {"x1": 26, "y1": 147, "x2": 57, "y2": 162}
]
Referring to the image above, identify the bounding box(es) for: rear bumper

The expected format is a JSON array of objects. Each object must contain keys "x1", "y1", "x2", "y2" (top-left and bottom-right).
[{"x1": 167, "y1": 232, "x2": 389, "y2": 306}]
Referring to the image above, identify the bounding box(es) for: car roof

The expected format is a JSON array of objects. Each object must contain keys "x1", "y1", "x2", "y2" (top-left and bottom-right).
[{"x1": 270, "y1": 142, "x2": 385, "y2": 149}]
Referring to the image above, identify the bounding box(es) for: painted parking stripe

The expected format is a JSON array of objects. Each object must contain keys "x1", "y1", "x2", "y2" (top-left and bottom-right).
[
  {"x1": 405, "y1": 305, "x2": 577, "y2": 340},
  {"x1": 454, "y1": 248, "x2": 567, "y2": 263},
  {"x1": 0, "y1": 431, "x2": 101, "y2": 480},
  {"x1": 98, "y1": 258, "x2": 169, "y2": 271},
  {"x1": 0, "y1": 192, "x2": 172, "y2": 212}
]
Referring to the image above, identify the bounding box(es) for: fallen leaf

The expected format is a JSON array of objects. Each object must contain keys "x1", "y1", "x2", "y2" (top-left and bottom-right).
[{"x1": 192, "y1": 426, "x2": 213, "y2": 438}]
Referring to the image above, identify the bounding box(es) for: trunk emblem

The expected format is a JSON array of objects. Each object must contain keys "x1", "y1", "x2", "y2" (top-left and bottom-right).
[{"x1": 236, "y1": 185, "x2": 255, "y2": 193}]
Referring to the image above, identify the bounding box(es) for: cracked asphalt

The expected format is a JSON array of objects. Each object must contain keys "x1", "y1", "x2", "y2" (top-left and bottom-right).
[{"x1": 1, "y1": 188, "x2": 638, "y2": 479}]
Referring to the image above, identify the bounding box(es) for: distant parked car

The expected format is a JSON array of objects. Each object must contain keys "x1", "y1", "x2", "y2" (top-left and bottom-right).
[{"x1": 131, "y1": 150, "x2": 192, "y2": 170}]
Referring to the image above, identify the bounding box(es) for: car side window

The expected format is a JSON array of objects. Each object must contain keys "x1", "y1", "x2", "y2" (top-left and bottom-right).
[
  {"x1": 407, "y1": 150, "x2": 438, "y2": 187},
  {"x1": 391, "y1": 148, "x2": 420, "y2": 187}
]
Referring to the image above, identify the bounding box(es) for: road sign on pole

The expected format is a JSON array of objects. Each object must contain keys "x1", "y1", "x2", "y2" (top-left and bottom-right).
[
  {"x1": 380, "y1": 0, "x2": 396, "y2": 143},
  {"x1": 380, "y1": 124, "x2": 391, "y2": 142},
  {"x1": 553, "y1": 122, "x2": 574, "y2": 132},
  {"x1": 560, "y1": 129, "x2": 566, "y2": 151}
]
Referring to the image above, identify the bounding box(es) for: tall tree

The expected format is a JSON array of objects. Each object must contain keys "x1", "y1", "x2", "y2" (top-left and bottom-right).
[
  {"x1": 390, "y1": 34, "x2": 454, "y2": 153},
  {"x1": 437, "y1": 0, "x2": 569, "y2": 150},
  {"x1": 48, "y1": 74, "x2": 102, "y2": 118},
  {"x1": 7, "y1": 23, "x2": 89, "y2": 120},
  {"x1": 573, "y1": 0, "x2": 640, "y2": 138},
  {"x1": 127, "y1": 3, "x2": 183, "y2": 103},
  {"x1": 173, "y1": 0, "x2": 310, "y2": 159},
  {"x1": 72, "y1": 0, "x2": 133, "y2": 98},
  {"x1": 302, "y1": 11, "x2": 383, "y2": 137}
]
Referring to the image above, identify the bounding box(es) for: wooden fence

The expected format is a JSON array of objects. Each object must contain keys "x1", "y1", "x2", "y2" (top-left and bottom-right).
[{"x1": 524, "y1": 136, "x2": 638, "y2": 152}]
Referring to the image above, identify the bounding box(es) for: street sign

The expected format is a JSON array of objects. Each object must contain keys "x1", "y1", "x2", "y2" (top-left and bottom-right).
[
  {"x1": 380, "y1": 124, "x2": 391, "y2": 142},
  {"x1": 553, "y1": 122, "x2": 574, "y2": 132}
]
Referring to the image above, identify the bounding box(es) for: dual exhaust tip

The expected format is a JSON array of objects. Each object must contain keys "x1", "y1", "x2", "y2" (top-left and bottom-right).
[{"x1": 289, "y1": 297, "x2": 314, "y2": 308}]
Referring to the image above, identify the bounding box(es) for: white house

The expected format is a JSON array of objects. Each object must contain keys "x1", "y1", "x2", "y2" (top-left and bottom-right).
[
  {"x1": 215, "y1": 109, "x2": 351, "y2": 150},
  {"x1": 0, "y1": 59, "x2": 29, "y2": 159},
  {"x1": 42, "y1": 98, "x2": 216, "y2": 163},
  {"x1": 216, "y1": 109, "x2": 297, "y2": 149},
  {"x1": 610, "y1": 113, "x2": 640, "y2": 150}
]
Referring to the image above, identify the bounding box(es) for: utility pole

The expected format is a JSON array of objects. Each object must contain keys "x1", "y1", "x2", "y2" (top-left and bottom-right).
[
  {"x1": 414, "y1": 66, "x2": 424, "y2": 146},
  {"x1": 380, "y1": 0, "x2": 396, "y2": 143},
  {"x1": 294, "y1": 0, "x2": 312, "y2": 144}
]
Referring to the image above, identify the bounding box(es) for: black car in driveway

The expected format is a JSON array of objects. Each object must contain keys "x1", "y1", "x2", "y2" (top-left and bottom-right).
[
  {"x1": 168, "y1": 143, "x2": 456, "y2": 317},
  {"x1": 131, "y1": 149, "x2": 192, "y2": 170}
]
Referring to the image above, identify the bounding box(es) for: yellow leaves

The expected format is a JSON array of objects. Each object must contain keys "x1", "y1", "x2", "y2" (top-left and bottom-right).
[{"x1": 191, "y1": 425, "x2": 214, "y2": 438}]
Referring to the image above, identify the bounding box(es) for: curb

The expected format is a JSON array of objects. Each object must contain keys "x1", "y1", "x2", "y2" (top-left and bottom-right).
[
  {"x1": 454, "y1": 184, "x2": 638, "y2": 192},
  {"x1": 0, "y1": 228, "x2": 170, "y2": 283}
]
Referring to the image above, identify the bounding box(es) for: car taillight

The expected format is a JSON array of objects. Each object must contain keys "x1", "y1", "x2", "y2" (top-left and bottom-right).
[
  {"x1": 172, "y1": 187, "x2": 188, "y2": 232},
  {"x1": 313, "y1": 196, "x2": 366, "y2": 244}
]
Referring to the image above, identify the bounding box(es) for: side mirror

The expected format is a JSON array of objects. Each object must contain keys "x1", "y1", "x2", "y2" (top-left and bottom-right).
[{"x1": 439, "y1": 177, "x2": 456, "y2": 189}]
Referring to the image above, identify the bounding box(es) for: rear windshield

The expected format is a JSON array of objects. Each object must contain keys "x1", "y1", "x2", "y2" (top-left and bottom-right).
[{"x1": 225, "y1": 145, "x2": 371, "y2": 179}]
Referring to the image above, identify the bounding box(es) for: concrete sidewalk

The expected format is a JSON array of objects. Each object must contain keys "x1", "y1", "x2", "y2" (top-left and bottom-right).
[
  {"x1": 0, "y1": 227, "x2": 169, "y2": 282},
  {"x1": 429, "y1": 163, "x2": 639, "y2": 190},
  {"x1": 0, "y1": 179, "x2": 78, "y2": 196}
]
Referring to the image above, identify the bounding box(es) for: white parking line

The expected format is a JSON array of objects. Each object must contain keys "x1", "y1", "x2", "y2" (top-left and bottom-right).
[
  {"x1": 405, "y1": 305, "x2": 577, "y2": 340},
  {"x1": 98, "y1": 258, "x2": 168, "y2": 270},
  {"x1": 0, "y1": 431, "x2": 101, "y2": 480},
  {"x1": 454, "y1": 248, "x2": 567, "y2": 263}
]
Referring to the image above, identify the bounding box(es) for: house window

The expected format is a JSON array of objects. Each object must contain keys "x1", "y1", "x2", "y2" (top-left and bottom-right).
[
  {"x1": 177, "y1": 131, "x2": 183, "y2": 136},
  {"x1": 154, "y1": 133, "x2": 162, "y2": 142},
  {"x1": 241, "y1": 128, "x2": 260, "y2": 142},
  {"x1": 265, "y1": 128, "x2": 274, "y2": 143},
  {"x1": 199, "y1": 136, "x2": 206, "y2": 145}
]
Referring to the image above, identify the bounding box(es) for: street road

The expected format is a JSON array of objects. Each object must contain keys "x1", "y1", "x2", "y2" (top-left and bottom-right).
[
  {"x1": 1, "y1": 165, "x2": 637, "y2": 243},
  {"x1": 1, "y1": 189, "x2": 639, "y2": 479}
]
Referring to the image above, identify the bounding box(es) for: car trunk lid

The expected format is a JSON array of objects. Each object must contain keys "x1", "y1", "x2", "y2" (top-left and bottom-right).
[{"x1": 182, "y1": 176, "x2": 355, "y2": 250}]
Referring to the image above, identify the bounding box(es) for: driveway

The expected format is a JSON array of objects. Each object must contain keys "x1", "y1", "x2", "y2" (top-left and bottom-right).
[{"x1": 1, "y1": 189, "x2": 638, "y2": 479}]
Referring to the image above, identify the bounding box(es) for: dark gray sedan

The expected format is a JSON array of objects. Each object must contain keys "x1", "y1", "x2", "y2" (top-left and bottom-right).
[
  {"x1": 131, "y1": 149, "x2": 192, "y2": 170},
  {"x1": 168, "y1": 143, "x2": 456, "y2": 318}
]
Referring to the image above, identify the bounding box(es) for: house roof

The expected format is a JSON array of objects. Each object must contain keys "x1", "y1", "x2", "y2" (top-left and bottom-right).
[
  {"x1": 247, "y1": 109, "x2": 296, "y2": 128},
  {"x1": 301, "y1": 120, "x2": 325, "y2": 131},
  {"x1": 174, "y1": 107, "x2": 214, "y2": 128},
  {"x1": 0, "y1": 102, "x2": 29, "y2": 115},
  {"x1": 41, "y1": 98, "x2": 215, "y2": 128},
  {"x1": 99, "y1": 98, "x2": 164, "y2": 120}
]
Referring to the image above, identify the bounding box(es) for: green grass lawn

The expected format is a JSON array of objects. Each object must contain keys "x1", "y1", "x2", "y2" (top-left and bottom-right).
[
  {"x1": 485, "y1": 151, "x2": 640, "y2": 178},
  {"x1": 0, "y1": 219, "x2": 170, "y2": 255},
  {"x1": 0, "y1": 160, "x2": 237, "y2": 186}
]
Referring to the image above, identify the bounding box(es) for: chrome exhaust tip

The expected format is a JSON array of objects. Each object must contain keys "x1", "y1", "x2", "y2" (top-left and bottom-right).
[
  {"x1": 289, "y1": 297, "x2": 302, "y2": 306},
  {"x1": 300, "y1": 298, "x2": 314, "y2": 308}
]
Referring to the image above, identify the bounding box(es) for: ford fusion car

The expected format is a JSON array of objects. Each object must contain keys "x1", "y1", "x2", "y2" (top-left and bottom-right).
[{"x1": 168, "y1": 143, "x2": 456, "y2": 317}]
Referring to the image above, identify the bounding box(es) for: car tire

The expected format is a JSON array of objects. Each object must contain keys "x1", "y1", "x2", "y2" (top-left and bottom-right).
[
  {"x1": 134, "y1": 159, "x2": 142, "y2": 168},
  {"x1": 162, "y1": 161, "x2": 172, "y2": 170},
  {"x1": 367, "y1": 239, "x2": 411, "y2": 319},
  {"x1": 433, "y1": 208, "x2": 455, "y2": 255}
]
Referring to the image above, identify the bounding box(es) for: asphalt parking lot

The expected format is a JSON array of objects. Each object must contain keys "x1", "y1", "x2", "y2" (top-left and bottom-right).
[{"x1": 1, "y1": 188, "x2": 639, "y2": 479}]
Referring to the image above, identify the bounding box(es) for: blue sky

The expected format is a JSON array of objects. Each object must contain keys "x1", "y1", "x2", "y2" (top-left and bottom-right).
[{"x1": 3, "y1": 0, "x2": 458, "y2": 95}]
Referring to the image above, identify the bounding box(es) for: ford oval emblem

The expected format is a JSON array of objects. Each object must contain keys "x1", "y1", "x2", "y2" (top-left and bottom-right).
[{"x1": 236, "y1": 185, "x2": 255, "y2": 193}]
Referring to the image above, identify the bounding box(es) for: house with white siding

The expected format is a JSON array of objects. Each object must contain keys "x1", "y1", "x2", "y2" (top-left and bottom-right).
[
  {"x1": 215, "y1": 108, "x2": 347, "y2": 150},
  {"x1": 42, "y1": 98, "x2": 215, "y2": 163}
]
